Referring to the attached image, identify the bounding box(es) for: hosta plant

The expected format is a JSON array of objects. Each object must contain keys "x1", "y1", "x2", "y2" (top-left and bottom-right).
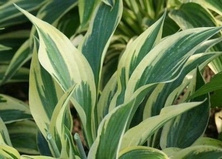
[{"x1": 1, "y1": 0, "x2": 222, "y2": 159}]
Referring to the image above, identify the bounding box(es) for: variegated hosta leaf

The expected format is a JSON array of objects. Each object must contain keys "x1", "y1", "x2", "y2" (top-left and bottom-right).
[
  {"x1": 125, "y1": 27, "x2": 222, "y2": 100},
  {"x1": 108, "y1": 12, "x2": 165, "y2": 111},
  {"x1": 193, "y1": 0, "x2": 222, "y2": 17},
  {"x1": 189, "y1": 71, "x2": 222, "y2": 99},
  {"x1": 143, "y1": 52, "x2": 222, "y2": 118},
  {"x1": 0, "y1": 30, "x2": 30, "y2": 64},
  {"x1": 0, "y1": 44, "x2": 10, "y2": 51},
  {"x1": 29, "y1": 43, "x2": 63, "y2": 138},
  {"x1": 192, "y1": 137, "x2": 222, "y2": 148},
  {"x1": 7, "y1": 120, "x2": 39, "y2": 155},
  {"x1": 78, "y1": 0, "x2": 100, "y2": 28},
  {"x1": 109, "y1": 26, "x2": 221, "y2": 122},
  {"x1": 169, "y1": 1, "x2": 222, "y2": 74},
  {"x1": 0, "y1": 0, "x2": 45, "y2": 27},
  {"x1": 16, "y1": 6, "x2": 97, "y2": 146},
  {"x1": 194, "y1": 38, "x2": 222, "y2": 53},
  {"x1": 0, "y1": 117, "x2": 12, "y2": 146},
  {"x1": 97, "y1": 72, "x2": 117, "y2": 122},
  {"x1": 21, "y1": 156, "x2": 55, "y2": 159},
  {"x1": 118, "y1": 146, "x2": 169, "y2": 159},
  {"x1": 103, "y1": 0, "x2": 115, "y2": 7},
  {"x1": 79, "y1": 0, "x2": 122, "y2": 89},
  {"x1": 120, "y1": 102, "x2": 202, "y2": 150},
  {"x1": 35, "y1": 0, "x2": 78, "y2": 26},
  {"x1": 88, "y1": 98, "x2": 136, "y2": 159},
  {"x1": 114, "y1": 27, "x2": 221, "y2": 134},
  {"x1": 49, "y1": 86, "x2": 78, "y2": 158},
  {"x1": 169, "y1": 2, "x2": 216, "y2": 30},
  {"x1": 0, "y1": 134, "x2": 20, "y2": 159},
  {"x1": 170, "y1": 145, "x2": 222, "y2": 159},
  {"x1": 141, "y1": 52, "x2": 221, "y2": 148},
  {"x1": 2, "y1": 0, "x2": 78, "y2": 84},
  {"x1": 0, "y1": 94, "x2": 31, "y2": 124},
  {"x1": 1, "y1": 40, "x2": 31, "y2": 85},
  {"x1": 160, "y1": 68, "x2": 209, "y2": 149},
  {"x1": 0, "y1": 66, "x2": 29, "y2": 83}
]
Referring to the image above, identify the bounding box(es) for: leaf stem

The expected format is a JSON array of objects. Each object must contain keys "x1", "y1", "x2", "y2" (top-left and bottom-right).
[
  {"x1": 46, "y1": 132, "x2": 60, "y2": 158},
  {"x1": 74, "y1": 133, "x2": 87, "y2": 159}
]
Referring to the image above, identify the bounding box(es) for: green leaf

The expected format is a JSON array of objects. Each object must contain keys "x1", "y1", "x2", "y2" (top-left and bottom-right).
[
  {"x1": 103, "y1": 0, "x2": 115, "y2": 7},
  {"x1": 0, "y1": 94, "x2": 32, "y2": 123},
  {"x1": 171, "y1": 145, "x2": 222, "y2": 159},
  {"x1": 97, "y1": 73, "x2": 117, "y2": 123},
  {"x1": 88, "y1": 98, "x2": 136, "y2": 159},
  {"x1": 21, "y1": 156, "x2": 55, "y2": 159},
  {"x1": 194, "y1": 0, "x2": 222, "y2": 17},
  {"x1": 0, "y1": 44, "x2": 10, "y2": 51},
  {"x1": 161, "y1": 69, "x2": 210, "y2": 148},
  {"x1": 0, "y1": 66, "x2": 29, "y2": 83},
  {"x1": 162, "y1": 147, "x2": 181, "y2": 158},
  {"x1": 0, "y1": 0, "x2": 45, "y2": 27},
  {"x1": 143, "y1": 52, "x2": 220, "y2": 120},
  {"x1": 110, "y1": 12, "x2": 165, "y2": 109},
  {"x1": 49, "y1": 86, "x2": 78, "y2": 158},
  {"x1": 29, "y1": 40, "x2": 63, "y2": 138},
  {"x1": 0, "y1": 30, "x2": 30, "y2": 64},
  {"x1": 0, "y1": 133, "x2": 20, "y2": 159},
  {"x1": 1, "y1": 40, "x2": 31, "y2": 85},
  {"x1": 16, "y1": 5, "x2": 97, "y2": 146},
  {"x1": 118, "y1": 146, "x2": 169, "y2": 159},
  {"x1": 1, "y1": 0, "x2": 78, "y2": 84},
  {"x1": 36, "y1": 0, "x2": 78, "y2": 26},
  {"x1": 7, "y1": 120, "x2": 39, "y2": 155},
  {"x1": 78, "y1": 0, "x2": 100, "y2": 28},
  {"x1": 125, "y1": 27, "x2": 222, "y2": 100},
  {"x1": 120, "y1": 102, "x2": 202, "y2": 150},
  {"x1": 0, "y1": 118, "x2": 12, "y2": 146},
  {"x1": 190, "y1": 72, "x2": 222, "y2": 99},
  {"x1": 211, "y1": 89, "x2": 222, "y2": 108},
  {"x1": 79, "y1": 0, "x2": 122, "y2": 88},
  {"x1": 192, "y1": 137, "x2": 222, "y2": 148},
  {"x1": 195, "y1": 38, "x2": 222, "y2": 53},
  {"x1": 169, "y1": 3, "x2": 216, "y2": 30}
]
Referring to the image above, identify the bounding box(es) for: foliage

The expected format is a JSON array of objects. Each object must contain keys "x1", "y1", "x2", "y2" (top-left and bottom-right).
[{"x1": 0, "y1": 0, "x2": 222, "y2": 158}]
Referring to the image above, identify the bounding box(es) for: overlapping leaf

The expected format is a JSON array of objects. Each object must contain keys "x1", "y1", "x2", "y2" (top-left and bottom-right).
[
  {"x1": 1, "y1": 40, "x2": 31, "y2": 85},
  {"x1": 170, "y1": 145, "x2": 222, "y2": 159},
  {"x1": 119, "y1": 146, "x2": 169, "y2": 159},
  {"x1": 0, "y1": 0, "x2": 45, "y2": 27},
  {"x1": 1, "y1": 0, "x2": 78, "y2": 84},
  {"x1": 0, "y1": 94, "x2": 31, "y2": 123},
  {"x1": 29, "y1": 42, "x2": 63, "y2": 138},
  {"x1": 0, "y1": 133, "x2": 20, "y2": 159},
  {"x1": 78, "y1": 0, "x2": 100, "y2": 28},
  {"x1": 161, "y1": 69, "x2": 210, "y2": 148},
  {"x1": 169, "y1": 3, "x2": 216, "y2": 30},
  {"x1": 143, "y1": 52, "x2": 222, "y2": 118},
  {"x1": 16, "y1": 5, "x2": 97, "y2": 146},
  {"x1": 120, "y1": 102, "x2": 202, "y2": 150},
  {"x1": 88, "y1": 98, "x2": 136, "y2": 159},
  {"x1": 49, "y1": 86, "x2": 78, "y2": 158},
  {"x1": 97, "y1": 12, "x2": 165, "y2": 123},
  {"x1": 0, "y1": 118, "x2": 12, "y2": 146},
  {"x1": 125, "y1": 27, "x2": 222, "y2": 99},
  {"x1": 0, "y1": 66, "x2": 29, "y2": 83},
  {"x1": 7, "y1": 120, "x2": 39, "y2": 154},
  {"x1": 79, "y1": 0, "x2": 122, "y2": 89}
]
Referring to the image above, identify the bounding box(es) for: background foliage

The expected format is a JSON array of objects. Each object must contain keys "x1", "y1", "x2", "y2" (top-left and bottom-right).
[{"x1": 0, "y1": 0, "x2": 222, "y2": 158}]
